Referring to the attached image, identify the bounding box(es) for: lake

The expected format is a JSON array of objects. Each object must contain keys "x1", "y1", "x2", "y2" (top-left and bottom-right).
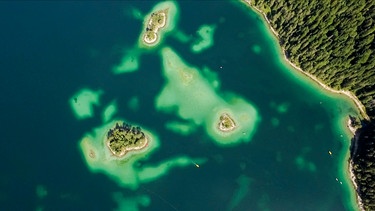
[{"x1": 0, "y1": 1, "x2": 359, "y2": 210}]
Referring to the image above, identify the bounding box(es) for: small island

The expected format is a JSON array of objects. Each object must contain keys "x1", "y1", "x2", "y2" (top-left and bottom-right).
[
  {"x1": 218, "y1": 113, "x2": 237, "y2": 132},
  {"x1": 78, "y1": 119, "x2": 206, "y2": 190},
  {"x1": 138, "y1": 1, "x2": 178, "y2": 48},
  {"x1": 142, "y1": 9, "x2": 168, "y2": 46},
  {"x1": 106, "y1": 122, "x2": 148, "y2": 157}
]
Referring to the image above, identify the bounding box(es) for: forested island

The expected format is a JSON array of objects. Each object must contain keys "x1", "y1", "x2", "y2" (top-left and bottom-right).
[
  {"x1": 106, "y1": 122, "x2": 148, "y2": 157},
  {"x1": 244, "y1": 0, "x2": 375, "y2": 210}
]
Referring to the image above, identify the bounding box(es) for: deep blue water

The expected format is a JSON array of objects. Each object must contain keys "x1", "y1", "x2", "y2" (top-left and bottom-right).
[{"x1": 0, "y1": 1, "x2": 358, "y2": 210}]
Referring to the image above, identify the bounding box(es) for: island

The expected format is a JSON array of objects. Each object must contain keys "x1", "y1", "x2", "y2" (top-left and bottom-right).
[
  {"x1": 106, "y1": 122, "x2": 148, "y2": 157},
  {"x1": 78, "y1": 119, "x2": 159, "y2": 189},
  {"x1": 218, "y1": 113, "x2": 237, "y2": 132},
  {"x1": 113, "y1": 1, "x2": 179, "y2": 75},
  {"x1": 142, "y1": 9, "x2": 167, "y2": 45},
  {"x1": 139, "y1": 1, "x2": 178, "y2": 48},
  {"x1": 78, "y1": 118, "x2": 207, "y2": 190}
]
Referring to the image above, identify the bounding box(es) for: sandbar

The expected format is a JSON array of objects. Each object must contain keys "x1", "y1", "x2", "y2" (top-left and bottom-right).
[{"x1": 156, "y1": 47, "x2": 260, "y2": 145}]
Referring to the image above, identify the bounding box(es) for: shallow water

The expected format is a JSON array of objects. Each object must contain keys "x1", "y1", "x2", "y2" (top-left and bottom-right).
[{"x1": 0, "y1": 1, "x2": 359, "y2": 210}]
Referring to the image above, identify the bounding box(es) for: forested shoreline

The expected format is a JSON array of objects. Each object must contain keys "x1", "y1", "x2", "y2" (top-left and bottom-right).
[
  {"x1": 245, "y1": 0, "x2": 375, "y2": 210},
  {"x1": 351, "y1": 121, "x2": 375, "y2": 210}
]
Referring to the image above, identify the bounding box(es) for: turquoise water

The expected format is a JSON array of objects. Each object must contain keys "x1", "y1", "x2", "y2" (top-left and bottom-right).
[{"x1": 0, "y1": 1, "x2": 359, "y2": 210}]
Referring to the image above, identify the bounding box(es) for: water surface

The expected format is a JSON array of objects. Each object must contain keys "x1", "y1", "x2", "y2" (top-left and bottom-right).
[{"x1": 0, "y1": 1, "x2": 358, "y2": 210}]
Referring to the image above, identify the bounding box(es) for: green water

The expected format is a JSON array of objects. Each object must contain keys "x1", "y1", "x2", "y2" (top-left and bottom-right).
[
  {"x1": 6, "y1": 1, "x2": 358, "y2": 211},
  {"x1": 68, "y1": 1, "x2": 360, "y2": 210}
]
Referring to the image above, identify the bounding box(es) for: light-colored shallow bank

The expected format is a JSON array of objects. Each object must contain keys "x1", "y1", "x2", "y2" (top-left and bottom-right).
[
  {"x1": 241, "y1": 1, "x2": 363, "y2": 210},
  {"x1": 69, "y1": 88, "x2": 103, "y2": 120},
  {"x1": 191, "y1": 24, "x2": 216, "y2": 53},
  {"x1": 113, "y1": 1, "x2": 179, "y2": 75},
  {"x1": 79, "y1": 120, "x2": 159, "y2": 189},
  {"x1": 79, "y1": 119, "x2": 206, "y2": 189},
  {"x1": 156, "y1": 47, "x2": 260, "y2": 145}
]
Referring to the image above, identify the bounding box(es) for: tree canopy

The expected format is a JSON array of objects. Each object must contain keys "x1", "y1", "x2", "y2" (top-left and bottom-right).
[
  {"x1": 252, "y1": 0, "x2": 375, "y2": 119},
  {"x1": 248, "y1": 1, "x2": 375, "y2": 209}
]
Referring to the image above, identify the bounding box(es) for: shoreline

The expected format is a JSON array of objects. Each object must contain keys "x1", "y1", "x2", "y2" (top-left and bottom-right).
[
  {"x1": 106, "y1": 134, "x2": 149, "y2": 158},
  {"x1": 349, "y1": 161, "x2": 365, "y2": 211},
  {"x1": 241, "y1": 1, "x2": 366, "y2": 210},
  {"x1": 142, "y1": 9, "x2": 168, "y2": 45},
  {"x1": 243, "y1": 0, "x2": 369, "y2": 121},
  {"x1": 217, "y1": 113, "x2": 237, "y2": 132}
]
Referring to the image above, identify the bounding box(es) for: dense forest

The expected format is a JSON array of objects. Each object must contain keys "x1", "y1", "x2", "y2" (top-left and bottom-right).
[
  {"x1": 246, "y1": 0, "x2": 375, "y2": 210},
  {"x1": 250, "y1": 0, "x2": 375, "y2": 118},
  {"x1": 351, "y1": 121, "x2": 375, "y2": 210}
]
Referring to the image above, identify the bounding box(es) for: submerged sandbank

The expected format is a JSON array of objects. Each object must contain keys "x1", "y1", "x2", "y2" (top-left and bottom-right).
[
  {"x1": 69, "y1": 88, "x2": 103, "y2": 120},
  {"x1": 79, "y1": 120, "x2": 159, "y2": 189},
  {"x1": 191, "y1": 24, "x2": 216, "y2": 53},
  {"x1": 79, "y1": 119, "x2": 206, "y2": 189},
  {"x1": 113, "y1": 1, "x2": 179, "y2": 75},
  {"x1": 156, "y1": 47, "x2": 260, "y2": 145}
]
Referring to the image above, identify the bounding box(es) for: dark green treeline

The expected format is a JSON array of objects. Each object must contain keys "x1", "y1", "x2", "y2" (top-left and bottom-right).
[
  {"x1": 252, "y1": 0, "x2": 375, "y2": 118},
  {"x1": 351, "y1": 123, "x2": 375, "y2": 210},
  {"x1": 248, "y1": 0, "x2": 375, "y2": 210}
]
